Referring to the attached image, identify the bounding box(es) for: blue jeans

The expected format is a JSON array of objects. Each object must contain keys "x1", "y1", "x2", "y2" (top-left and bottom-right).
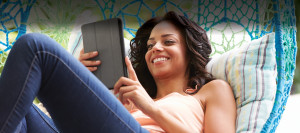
[
  {"x1": 16, "y1": 104, "x2": 59, "y2": 133},
  {"x1": 0, "y1": 33, "x2": 149, "y2": 133}
]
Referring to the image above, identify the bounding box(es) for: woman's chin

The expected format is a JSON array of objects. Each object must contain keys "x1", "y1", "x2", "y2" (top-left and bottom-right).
[{"x1": 152, "y1": 71, "x2": 170, "y2": 79}]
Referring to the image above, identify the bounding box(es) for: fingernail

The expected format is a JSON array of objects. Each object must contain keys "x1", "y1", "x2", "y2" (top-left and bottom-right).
[
  {"x1": 96, "y1": 61, "x2": 101, "y2": 63},
  {"x1": 93, "y1": 51, "x2": 98, "y2": 54}
]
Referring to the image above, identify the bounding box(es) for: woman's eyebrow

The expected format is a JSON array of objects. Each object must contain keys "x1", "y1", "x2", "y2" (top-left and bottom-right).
[
  {"x1": 148, "y1": 34, "x2": 176, "y2": 41},
  {"x1": 161, "y1": 34, "x2": 175, "y2": 38}
]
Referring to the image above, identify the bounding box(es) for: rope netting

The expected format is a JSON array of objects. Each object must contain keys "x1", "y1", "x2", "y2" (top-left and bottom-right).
[
  {"x1": 264, "y1": 0, "x2": 297, "y2": 132},
  {"x1": 0, "y1": 0, "x2": 35, "y2": 73},
  {"x1": 0, "y1": 0, "x2": 297, "y2": 132}
]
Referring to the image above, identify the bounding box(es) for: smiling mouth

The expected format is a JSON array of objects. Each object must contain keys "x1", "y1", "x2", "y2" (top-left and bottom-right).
[{"x1": 152, "y1": 57, "x2": 170, "y2": 63}]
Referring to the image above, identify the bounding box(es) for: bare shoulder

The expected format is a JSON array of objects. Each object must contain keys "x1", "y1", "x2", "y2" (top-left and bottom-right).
[
  {"x1": 196, "y1": 80, "x2": 236, "y2": 132},
  {"x1": 193, "y1": 79, "x2": 235, "y2": 109},
  {"x1": 205, "y1": 79, "x2": 233, "y2": 100},
  {"x1": 195, "y1": 79, "x2": 232, "y2": 96},
  {"x1": 203, "y1": 79, "x2": 230, "y2": 89}
]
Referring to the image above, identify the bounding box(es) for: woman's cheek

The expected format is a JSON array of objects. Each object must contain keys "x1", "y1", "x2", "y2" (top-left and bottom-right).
[{"x1": 145, "y1": 52, "x2": 151, "y2": 65}]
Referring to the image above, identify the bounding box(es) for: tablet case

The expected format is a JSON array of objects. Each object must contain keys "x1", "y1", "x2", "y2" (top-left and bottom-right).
[{"x1": 81, "y1": 18, "x2": 127, "y2": 89}]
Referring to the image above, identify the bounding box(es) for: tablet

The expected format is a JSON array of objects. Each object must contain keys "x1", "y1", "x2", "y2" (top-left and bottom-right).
[{"x1": 81, "y1": 18, "x2": 127, "y2": 89}]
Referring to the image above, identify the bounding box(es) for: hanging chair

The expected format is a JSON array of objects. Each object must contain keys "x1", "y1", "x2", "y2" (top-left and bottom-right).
[{"x1": 0, "y1": 0, "x2": 297, "y2": 132}]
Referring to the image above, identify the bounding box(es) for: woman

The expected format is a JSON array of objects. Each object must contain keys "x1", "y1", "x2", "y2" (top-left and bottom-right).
[{"x1": 0, "y1": 11, "x2": 236, "y2": 133}]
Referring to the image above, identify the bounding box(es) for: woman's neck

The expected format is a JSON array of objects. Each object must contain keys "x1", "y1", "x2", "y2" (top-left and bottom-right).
[{"x1": 154, "y1": 75, "x2": 189, "y2": 99}]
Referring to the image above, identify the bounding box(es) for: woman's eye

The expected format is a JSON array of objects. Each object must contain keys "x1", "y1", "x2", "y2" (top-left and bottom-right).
[
  {"x1": 165, "y1": 40, "x2": 175, "y2": 45},
  {"x1": 147, "y1": 44, "x2": 154, "y2": 50}
]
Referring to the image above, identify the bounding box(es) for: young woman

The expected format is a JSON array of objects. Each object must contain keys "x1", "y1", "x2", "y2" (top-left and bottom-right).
[{"x1": 0, "y1": 11, "x2": 236, "y2": 133}]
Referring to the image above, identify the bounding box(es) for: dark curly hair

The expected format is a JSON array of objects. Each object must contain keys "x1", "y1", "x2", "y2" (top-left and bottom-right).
[{"x1": 129, "y1": 11, "x2": 214, "y2": 98}]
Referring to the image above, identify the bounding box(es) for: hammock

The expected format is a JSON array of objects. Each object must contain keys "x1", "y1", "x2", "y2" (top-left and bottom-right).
[{"x1": 0, "y1": 0, "x2": 296, "y2": 132}]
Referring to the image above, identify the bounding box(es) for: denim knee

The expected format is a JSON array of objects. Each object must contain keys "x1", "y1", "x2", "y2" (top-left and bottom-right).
[{"x1": 11, "y1": 33, "x2": 65, "y2": 59}]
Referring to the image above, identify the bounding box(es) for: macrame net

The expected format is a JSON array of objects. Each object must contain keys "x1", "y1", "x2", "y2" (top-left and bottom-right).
[
  {"x1": 0, "y1": 0, "x2": 297, "y2": 132},
  {"x1": 0, "y1": 0, "x2": 35, "y2": 74}
]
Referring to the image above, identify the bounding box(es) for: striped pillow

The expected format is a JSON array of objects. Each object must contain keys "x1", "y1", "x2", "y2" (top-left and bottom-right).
[{"x1": 206, "y1": 33, "x2": 277, "y2": 132}]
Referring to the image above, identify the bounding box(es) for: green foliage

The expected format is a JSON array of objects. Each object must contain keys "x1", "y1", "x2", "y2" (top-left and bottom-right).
[
  {"x1": 27, "y1": 0, "x2": 96, "y2": 48},
  {"x1": 33, "y1": 98, "x2": 41, "y2": 104},
  {"x1": 0, "y1": 50, "x2": 8, "y2": 75}
]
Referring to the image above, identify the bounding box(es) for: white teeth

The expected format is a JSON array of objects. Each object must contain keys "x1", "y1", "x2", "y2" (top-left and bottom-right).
[{"x1": 153, "y1": 57, "x2": 168, "y2": 63}]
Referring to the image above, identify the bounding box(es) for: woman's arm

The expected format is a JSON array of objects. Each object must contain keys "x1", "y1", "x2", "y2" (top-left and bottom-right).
[
  {"x1": 114, "y1": 57, "x2": 197, "y2": 133},
  {"x1": 200, "y1": 80, "x2": 237, "y2": 133}
]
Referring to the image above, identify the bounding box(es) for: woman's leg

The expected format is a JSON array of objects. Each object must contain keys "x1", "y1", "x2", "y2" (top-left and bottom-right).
[
  {"x1": 13, "y1": 104, "x2": 59, "y2": 133},
  {"x1": 25, "y1": 104, "x2": 59, "y2": 133},
  {"x1": 0, "y1": 33, "x2": 148, "y2": 133},
  {"x1": 14, "y1": 117, "x2": 26, "y2": 133}
]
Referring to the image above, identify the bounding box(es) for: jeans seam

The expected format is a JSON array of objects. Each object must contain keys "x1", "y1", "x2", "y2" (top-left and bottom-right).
[
  {"x1": 38, "y1": 51, "x2": 136, "y2": 132},
  {"x1": 1, "y1": 56, "x2": 38, "y2": 133},
  {"x1": 32, "y1": 105, "x2": 59, "y2": 133}
]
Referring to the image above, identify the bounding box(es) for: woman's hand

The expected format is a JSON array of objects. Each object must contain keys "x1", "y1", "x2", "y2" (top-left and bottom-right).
[
  {"x1": 114, "y1": 57, "x2": 157, "y2": 115},
  {"x1": 78, "y1": 48, "x2": 101, "y2": 71},
  {"x1": 115, "y1": 57, "x2": 196, "y2": 133}
]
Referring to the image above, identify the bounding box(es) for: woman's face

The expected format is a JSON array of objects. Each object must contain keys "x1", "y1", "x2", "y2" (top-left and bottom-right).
[{"x1": 145, "y1": 21, "x2": 188, "y2": 80}]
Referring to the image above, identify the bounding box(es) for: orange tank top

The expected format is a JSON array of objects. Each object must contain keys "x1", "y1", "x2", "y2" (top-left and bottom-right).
[{"x1": 130, "y1": 92, "x2": 204, "y2": 133}]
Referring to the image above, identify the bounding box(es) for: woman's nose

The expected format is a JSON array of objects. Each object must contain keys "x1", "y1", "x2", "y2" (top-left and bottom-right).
[{"x1": 152, "y1": 43, "x2": 163, "y2": 52}]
